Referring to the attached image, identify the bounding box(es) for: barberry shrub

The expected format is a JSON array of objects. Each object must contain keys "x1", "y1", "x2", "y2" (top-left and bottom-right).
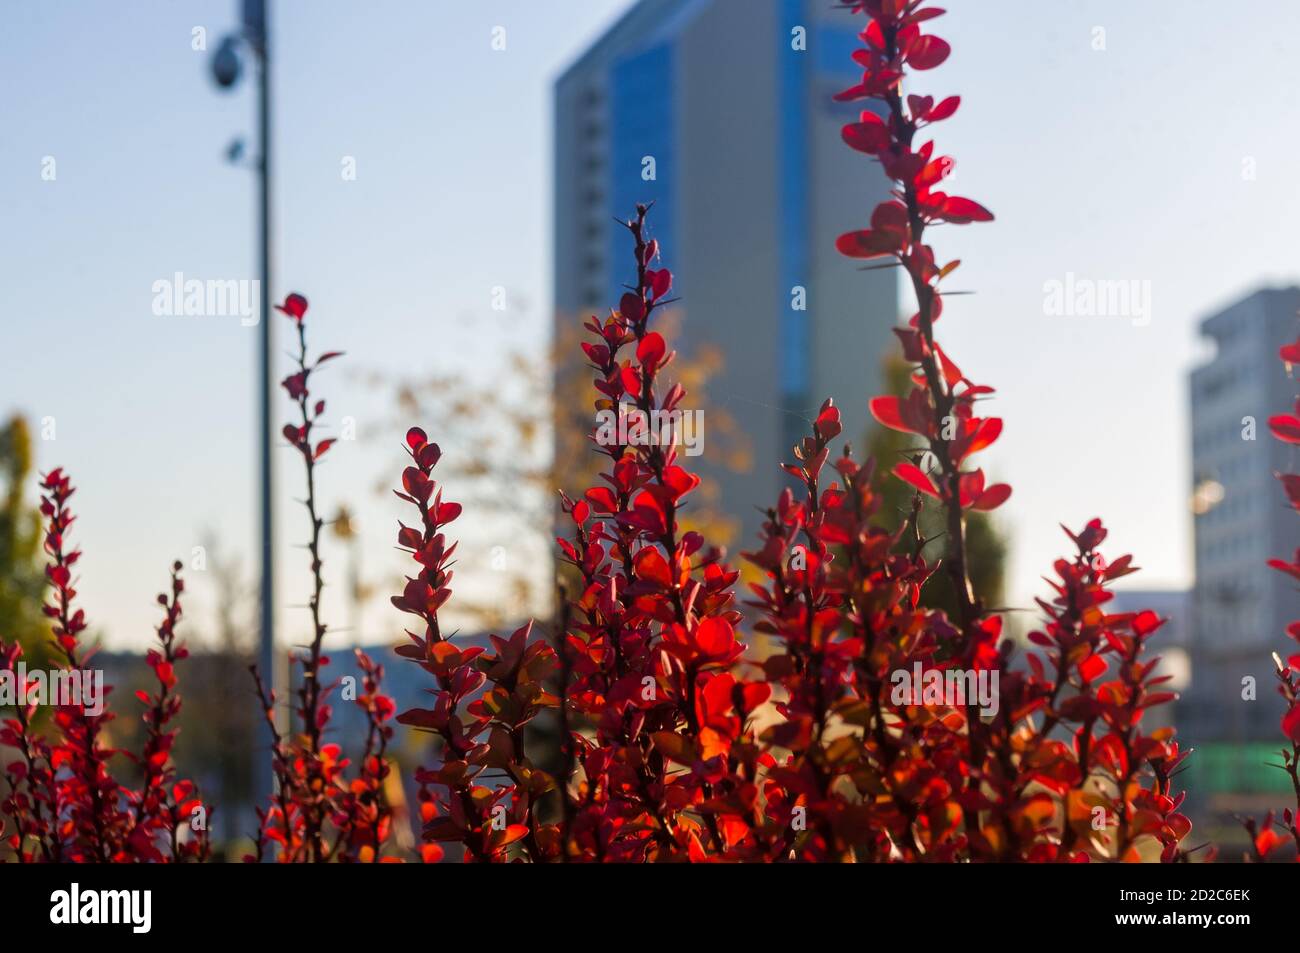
[
  {"x1": 1242, "y1": 329, "x2": 1300, "y2": 860},
  {"x1": 249, "y1": 293, "x2": 398, "y2": 863},
  {"x1": 0, "y1": 471, "x2": 211, "y2": 862},
  {"x1": 0, "y1": 1, "x2": 1204, "y2": 865},
  {"x1": 391, "y1": 428, "x2": 560, "y2": 862},
  {"x1": 388, "y1": 0, "x2": 1192, "y2": 863}
]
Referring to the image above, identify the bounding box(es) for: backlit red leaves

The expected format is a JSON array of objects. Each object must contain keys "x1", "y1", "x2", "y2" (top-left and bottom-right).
[
  {"x1": 619, "y1": 292, "x2": 645, "y2": 323},
  {"x1": 841, "y1": 112, "x2": 890, "y2": 154},
  {"x1": 952, "y1": 416, "x2": 1003, "y2": 462},
  {"x1": 1268, "y1": 414, "x2": 1300, "y2": 444},
  {"x1": 637, "y1": 331, "x2": 667, "y2": 369},
  {"x1": 835, "y1": 227, "x2": 905, "y2": 259},
  {"x1": 970, "y1": 481, "x2": 1012, "y2": 512},
  {"x1": 920, "y1": 95, "x2": 960, "y2": 122},
  {"x1": 1267, "y1": 550, "x2": 1300, "y2": 583},
  {"x1": 2, "y1": 478, "x2": 213, "y2": 863},
  {"x1": 939, "y1": 195, "x2": 995, "y2": 224},
  {"x1": 959, "y1": 469, "x2": 1011, "y2": 511},
  {"x1": 893, "y1": 461, "x2": 939, "y2": 497},
  {"x1": 906, "y1": 33, "x2": 951, "y2": 70},
  {"x1": 869, "y1": 390, "x2": 931, "y2": 436},
  {"x1": 647, "y1": 268, "x2": 673, "y2": 300},
  {"x1": 663, "y1": 616, "x2": 744, "y2": 668},
  {"x1": 1284, "y1": 705, "x2": 1300, "y2": 744},
  {"x1": 275, "y1": 292, "x2": 308, "y2": 321}
]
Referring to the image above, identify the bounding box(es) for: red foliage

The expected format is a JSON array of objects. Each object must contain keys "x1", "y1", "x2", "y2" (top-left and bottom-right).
[
  {"x1": 1242, "y1": 331, "x2": 1300, "y2": 860},
  {"x1": 0, "y1": 471, "x2": 211, "y2": 862},
  {"x1": 370, "y1": 1, "x2": 1195, "y2": 864},
  {"x1": 392, "y1": 427, "x2": 560, "y2": 862},
  {"x1": 0, "y1": 2, "x2": 1225, "y2": 865},
  {"x1": 249, "y1": 295, "x2": 398, "y2": 863}
]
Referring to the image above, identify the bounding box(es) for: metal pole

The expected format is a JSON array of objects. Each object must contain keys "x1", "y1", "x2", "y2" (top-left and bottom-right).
[{"x1": 252, "y1": 0, "x2": 278, "y2": 816}]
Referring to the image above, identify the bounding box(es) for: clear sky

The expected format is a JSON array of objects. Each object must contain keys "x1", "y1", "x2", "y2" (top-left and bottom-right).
[{"x1": 3, "y1": 0, "x2": 1299, "y2": 650}]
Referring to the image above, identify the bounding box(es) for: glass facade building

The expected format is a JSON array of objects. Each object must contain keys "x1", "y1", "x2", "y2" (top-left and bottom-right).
[{"x1": 554, "y1": 0, "x2": 899, "y2": 548}]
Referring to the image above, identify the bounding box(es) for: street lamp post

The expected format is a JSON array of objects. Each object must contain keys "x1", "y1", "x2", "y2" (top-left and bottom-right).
[{"x1": 210, "y1": 0, "x2": 278, "y2": 819}]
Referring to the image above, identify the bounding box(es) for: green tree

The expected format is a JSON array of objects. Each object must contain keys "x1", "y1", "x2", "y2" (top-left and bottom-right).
[
  {"x1": 865, "y1": 355, "x2": 1007, "y2": 616},
  {"x1": 0, "y1": 414, "x2": 50, "y2": 666}
]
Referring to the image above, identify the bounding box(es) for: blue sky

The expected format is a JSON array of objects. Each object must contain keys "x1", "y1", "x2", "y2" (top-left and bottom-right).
[{"x1": 3, "y1": 0, "x2": 1299, "y2": 650}]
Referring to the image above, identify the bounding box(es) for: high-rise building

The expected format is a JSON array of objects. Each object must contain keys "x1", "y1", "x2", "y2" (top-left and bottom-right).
[
  {"x1": 554, "y1": 0, "x2": 899, "y2": 549},
  {"x1": 1184, "y1": 287, "x2": 1300, "y2": 826}
]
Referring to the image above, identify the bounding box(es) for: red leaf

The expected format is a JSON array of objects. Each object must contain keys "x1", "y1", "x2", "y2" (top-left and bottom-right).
[
  {"x1": 869, "y1": 396, "x2": 921, "y2": 435},
  {"x1": 1268, "y1": 557, "x2": 1300, "y2": 583},
  {"x1": 620, "y1": 293, "x2": 645, "y2": 323},
  {"x1": 489, "y1": 824, "x2": 530, "y2": 850},
  {"x1": 585, "y1": 486, "x2": 619, "y2": 514},
  {"x1": 695, "y1": 617, "x2": 736, "y2": 658},
  {"x1": 1132, "y1": 610, "x2": 1164, "y2": 637},
  {"x1": 620, "y1": 365, "x2": 641, "y2": 398},
  {"x1": 1078, "y1": 653, "x2": 1107, "y2": 683},
  {"x1": 1283, "y1": 704, "x2": 1300, "y2": 744},
  {"x1": 893, "y1": 462, "x2": 940, "y2": 498},
  {"x1": 907, "y1": 34, "x2": 951, "y2": 70},
  {"x1": 941, "y1": 196, "x2": 994, "y2": 224},
  {"x1": 634, "y1": 547, "x2": 673, "y2": 588},
  {"x1": 1268, "y1": 414, "x2": 1300, "y2": 444},
  {"x1": 835, "y1": 228, "x2": 903, "y2": 259},
  {"x1": 870, "y1": 201, "x2": 910, "y2": 235},
  {"x1": 637, "y1": 332, "x2": 666, "y2": 368},
  {"x1": 833, "y1": 82, "x2": 870, "y2": 103},
  {"x1": 275, "y1": 293, "x2": 308, "y2": 321},
  {"x1": 1255, "y1": 827, "x2": 1283, "y2": 857},
  {"x1": 960, "y1": 417, "x2": 1003, "y2": 459},
  {"x1": 916, "y1": 157, "x2": 954, "y2": 188},
  {"x1": 647, "y1": 269, "x2": 673, "y2": 301},
  {"x1": 842, "y1": 118, "x2": 890, "y2": 155},
  {"x1": 971, "y1": 483, "x2": 1011, "y2": 511},
  {"x1": 926, "y1": 95, "x2": 960, "y2": 121}
]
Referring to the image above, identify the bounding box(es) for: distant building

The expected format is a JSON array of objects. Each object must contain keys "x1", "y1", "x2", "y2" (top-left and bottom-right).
[
  {"x1": 1187, "y1": 287, "x2": 1300, "y2": 741},
  {"x1": 1185, "y1": 286, "x2": 1300, "y2": 832},
  {"x1": 553, "y1": 0, "x2": 899, "y2": 548}
]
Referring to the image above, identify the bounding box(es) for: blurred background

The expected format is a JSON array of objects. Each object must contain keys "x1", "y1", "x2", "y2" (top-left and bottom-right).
[{"x1": 2, "y1": 0, "x2": 1298, "y2": 856}]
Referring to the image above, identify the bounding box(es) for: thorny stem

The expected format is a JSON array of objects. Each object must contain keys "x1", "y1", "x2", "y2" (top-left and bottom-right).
[{"x1": 881, "y1": 23, "x2": 979, "y2": 636}]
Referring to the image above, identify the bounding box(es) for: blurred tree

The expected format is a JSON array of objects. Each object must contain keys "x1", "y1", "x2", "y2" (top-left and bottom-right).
[
  {"x1": 865, "y1": 354, "x2": 1007, "y2": 615},
  {"x1": 0, "y1": 414, "x2": 50, "y2": 667}
]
